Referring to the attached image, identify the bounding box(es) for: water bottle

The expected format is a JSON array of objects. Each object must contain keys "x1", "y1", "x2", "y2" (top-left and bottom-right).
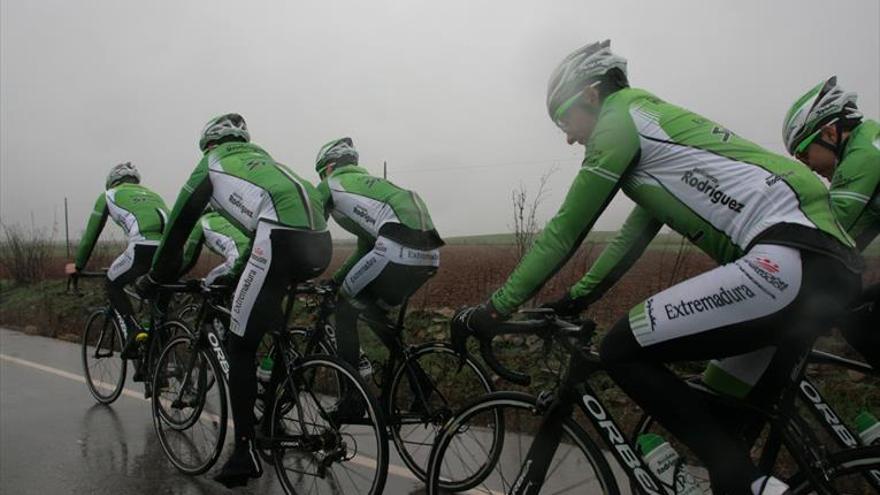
[
  {"x1": 637, "y1": 433, "x2": 701, "y2": 494},
  {"x1": 257, "y1": 356, "x2": 274, "y2": 383},
  {"x1": 855, "y1": 411, "x2": 880, "y2": 446}
]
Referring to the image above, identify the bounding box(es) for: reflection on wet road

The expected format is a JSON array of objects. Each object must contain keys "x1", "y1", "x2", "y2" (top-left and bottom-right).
[{"x1": 0, "y1": 329, "x2": 429, "y2": 495}]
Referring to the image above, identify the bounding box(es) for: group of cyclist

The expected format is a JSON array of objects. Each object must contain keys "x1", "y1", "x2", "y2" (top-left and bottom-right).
[{"x1": 67, "y1": 39, "x2": 877, "y2": 494}]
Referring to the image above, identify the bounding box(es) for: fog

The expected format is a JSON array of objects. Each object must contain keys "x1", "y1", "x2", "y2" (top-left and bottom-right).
[{"x1": 2, "y1": 0, "x2": 878, "y2": 242}]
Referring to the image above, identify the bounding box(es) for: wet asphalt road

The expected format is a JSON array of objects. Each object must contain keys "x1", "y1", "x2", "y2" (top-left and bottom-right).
[{"x1": 0, "y1": 328, "x2": 432, "y2": 495}]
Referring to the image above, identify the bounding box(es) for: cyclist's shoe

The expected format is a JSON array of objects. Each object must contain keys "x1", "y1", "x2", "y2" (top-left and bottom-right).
[
  {"x1": 214, "y1": 438, "x2": 263, "y2": 488},
  {"x1": 358, "y1": 352, "x2": 373, "y2": 378},
  {"x1": 120, "y1": 330, "x2": 147, "y2": 360},
  {"x1": 751, "y1": 476, "x2": 790, "y2": 495},
  {"x1": 325, "y1": 395, "x2": 366, "y2": 424}
]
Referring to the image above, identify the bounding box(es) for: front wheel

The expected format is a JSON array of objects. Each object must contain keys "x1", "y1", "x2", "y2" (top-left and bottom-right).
[
  {"x1": 387, "y1": 343, "x2": 495, "y2": 484},
  {"x1": 81, "y1": 309, "x2": 127, "y2": 404},
  {"x1": 270, "y1": 354, "x2": 389, "y2": 495},
  {"x1": 151, "y1": 335, "x2": 227, "y2": 475},
  {"x1": 426, "y1": 391, "x2": 620, "y2": 495}
]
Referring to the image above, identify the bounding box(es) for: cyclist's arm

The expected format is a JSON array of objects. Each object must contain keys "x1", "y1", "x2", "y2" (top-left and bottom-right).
[
  {"x1": 491, "y1": 110, "x2": 641, "y2": 315},
  {"x1": 829, "y1": 149, "x2": 880, "y2": 250},
  {"x1": 316, "y1": 179, "x2": 333, "y2": 221},
  {"x1": 178, "y1": 220, "x2": 205, "y2": 277},
  {"x1": 151, "y1": 159, "x2": 213, "y2": 282},
  {"x1": 568, "y1": 206, "x2": 662, "y2": 306},
  {"x1": 74, "y1": 193, "x2": 109, "y2": 270},
  {"x1": 332, "y1": 236, "x2": 372, "y2": 284}
]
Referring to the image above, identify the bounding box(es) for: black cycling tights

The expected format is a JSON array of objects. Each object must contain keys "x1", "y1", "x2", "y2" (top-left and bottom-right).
[
  {"x1": 226, "y1": 228, "x2": 331, "y2": 443},
  {"x1": 105, "y1": 244, "x2": 157, "y2": 321},
  {"x1": 600, "y1": 252, "x2": 860, "y2": 494},
  {"x1": 841, "y1": 281, "x2": 880, "y2": 369}
]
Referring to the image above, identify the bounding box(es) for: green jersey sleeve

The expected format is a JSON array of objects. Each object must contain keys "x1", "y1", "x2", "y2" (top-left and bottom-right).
[
  {"x1": 569, "y1": 206, "x2": 663, "y2": 305},
  {"x1": 332, "y1": 236, "x2": 372, "y2": 284},
  {"x1": 829, "y1": 120, "x2": 880, "y2": 250},
  {"x1": 152, "y1": 158, "x2": 213, "y2": 282},
  {"x1": 179, "y1": 220, "x2": 206, "y2": 277},
  {"x1": 74, "y1": 193, "x2": 109, "y2": 270},
  {"x1": 490, "y1": 97, "x2": 641, "y2": 314}
]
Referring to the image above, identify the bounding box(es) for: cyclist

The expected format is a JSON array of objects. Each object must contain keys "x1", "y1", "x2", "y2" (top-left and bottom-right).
[
  {"x1": 66, "y1": 162, "x2": 169, "y2": 362},
  {"x1": 314, "y1": 137, "x2": 443, "y2": 413},
  {"x1": 136, "y1": 114, "x2": 331, "y2": 488},
  {"x1": 783, "y1": 76, "x2": 879, "y2": 368},
  {"x1": 454, "y1": 40, "x2": 862, "y2": 494},
  {"x1": 178, "y1": 208, "x2": 251, "y2": 287}
]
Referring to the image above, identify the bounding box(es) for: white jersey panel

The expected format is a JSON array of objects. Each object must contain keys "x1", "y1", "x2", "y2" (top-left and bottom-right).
[
  {"x1": 629, "y1": 107, "x2": 817, "y2": 249},
  {"x1": 208, "y1": 157, "x2": 278, "y2": 233},
  {"x1": 105, "y1": 189, "x2": 145, "y2": 243},
  {"x1": 327, "y1": 177, "x2": 401, "y2": 239},
  {"x1": 202, "y1": 224, "x2": 241, "y2": 264}
]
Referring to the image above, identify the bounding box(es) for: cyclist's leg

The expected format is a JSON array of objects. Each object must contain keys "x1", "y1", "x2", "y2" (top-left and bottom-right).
[
  {"x1": 203, "y1": 256, "x2": 236, "y2": 286},
  {"x1": 600, "y1": 245, "x2": 859, "y2": 493},
  {"x1": 218, "y1": 223, "x2": 330, "y2": 487},
  {"x1": 840, "y1": 281, "x2": 880, "y2": 369},
  {"x1": 107, "y1": 242, "x2": 157, "y2": 356}
]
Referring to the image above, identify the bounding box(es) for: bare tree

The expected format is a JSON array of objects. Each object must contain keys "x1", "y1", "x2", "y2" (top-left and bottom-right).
[{"x1": 510, "y1": 166, "x2": 558, "y2": 262}]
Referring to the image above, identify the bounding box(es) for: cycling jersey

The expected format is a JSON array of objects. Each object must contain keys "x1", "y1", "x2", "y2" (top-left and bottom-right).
[
  {"x1": 74, "y1": 183, "x2": 169, "y2": 270},
  {"x1": 828, "y1": 119, "x2": 880, "y2": 250},
  {"x1": 491, "y1": 87, "x2": 860, "y2": 315},
  {"x1": 180, "y1": 212, "x2": 251, "y2": 284},
  {"x1": 151, "y1": 141, "x2": 327, "y2": 282},
  {"x1": 317, "y1": 165, "x2": 443, "y2": 283}
]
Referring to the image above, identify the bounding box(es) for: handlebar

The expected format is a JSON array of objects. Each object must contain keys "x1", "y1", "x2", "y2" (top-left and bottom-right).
[
  {"x1": 451, "y1": 309, "x2": 596, "y2": 386},
  {"x1": 67, "y1": 270, "x2": 108, "y2": 294}
]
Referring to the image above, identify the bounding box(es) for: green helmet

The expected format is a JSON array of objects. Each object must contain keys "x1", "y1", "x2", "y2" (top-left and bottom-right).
[
  {"x1": 782, "y1": 76, "x2": 861, "y2": 155},
  {"x1": 546, "y1": 40, "x2": 627, "y2": 124},
  {"x1": 315, "y1": 137, "x2": 358, "y2": 176},
  {"x1": 199, "y1": 113, "x2": 250, "y2": 152},
  {"x1": 105, "y1": 162, "x2": 140, "y2": 189}
]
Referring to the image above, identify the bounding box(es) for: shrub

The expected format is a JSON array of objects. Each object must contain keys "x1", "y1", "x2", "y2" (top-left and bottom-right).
[{"x1": 0, "y1": 224, "x2": 55, "y2": 285}]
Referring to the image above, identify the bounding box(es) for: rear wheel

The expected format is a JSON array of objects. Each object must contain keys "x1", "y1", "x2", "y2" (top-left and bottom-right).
[
  {"x1": 271, "y1": 354, "x2": 388, "y2": 495},
  {"x1": 426, "y1": 391, "x2": 619, "y2": 494},
  {"x1": 387, "y1": 343, "x2": 494, "y2": 484},
  {"x1": 81, "y1": 309, "x2": 127, "y2": 404}
]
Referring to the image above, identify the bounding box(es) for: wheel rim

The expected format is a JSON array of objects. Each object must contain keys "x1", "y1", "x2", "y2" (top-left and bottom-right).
[{"x1": 81, "y1": 311, "x2": 126, "y2": 403}]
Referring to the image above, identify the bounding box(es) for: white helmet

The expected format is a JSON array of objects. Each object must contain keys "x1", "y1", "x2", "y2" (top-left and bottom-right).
[
  {"x1": 546, "y1": 40, "x2": 627, "y2": 123},
  {"x1": 199, "y1": 113, "x2": 250, "y2": 152},
  {"x1": 315, "y1": 137, "x2": 358, "y2": 176},
  {"x1": 105, "y1": 162, "x2": 140, "y2": 189},
  {"x1": 782, "y1": 76, "x2": 862, "y2": 155}
]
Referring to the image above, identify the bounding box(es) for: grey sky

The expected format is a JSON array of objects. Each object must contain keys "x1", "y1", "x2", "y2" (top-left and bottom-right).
[{"x1": 2, "y1": 0, "x2": 878, "y2": 242}]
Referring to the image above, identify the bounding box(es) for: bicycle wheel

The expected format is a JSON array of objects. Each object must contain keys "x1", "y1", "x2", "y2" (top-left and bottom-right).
[
  {"x1": 426, "y1": 391, "x2": 620, "y2": 495},
  {"x1": 787, "y1": 445, "x2": 880, "y2": 494},
  {"x1": 388, "y1": 342, "x2": 495, "y2": 484},
  {"x1": 81, "y1": 309, "x2": 127, "y2": 404},
  {"x1": 151, "y1": 335, "x2": 227, "y2": 475},
  {"x1": 270, "y1": 354, "x2": 388, "y2": 495}
]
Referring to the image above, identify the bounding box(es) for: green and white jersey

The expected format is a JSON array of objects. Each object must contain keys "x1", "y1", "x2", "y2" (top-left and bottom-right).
[
  {"x1": 317, "y1": 165, "x2": 443, "y2": 282},
  {"x1": 180, "y1": 212, "x2": 251, "y2": 278},
  {"x1": 491, "y1": 88, "x2": 859, "y2": 314},
  {"x1": 828, "y1": 119, "x2": 880, "y2": 250},
  {"x1": 152, "y1": 141, "x2": 326, "y2": 282},
  {"x1": 74, "y1": 183, "x2": 168, "y2": 270}
]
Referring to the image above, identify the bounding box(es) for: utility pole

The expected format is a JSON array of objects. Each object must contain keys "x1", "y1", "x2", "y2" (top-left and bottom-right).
[
  {"x1": 383, "y1": 161, "x2": 387, "y2": 179},
  {"x1": 64, "y1": 197, "x2": 70, "y2": 258}
]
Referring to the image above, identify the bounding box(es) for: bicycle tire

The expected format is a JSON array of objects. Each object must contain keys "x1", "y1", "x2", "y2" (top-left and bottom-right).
[
  {"x1": 270, "y1": 354, "x2": 389, "y2": 495},
  {"x1": 151, "y1": 334, "x2": 228, "y2": 475},
  {"x1": 387, "y1": 342, "x2": 495, "y2": 485},
  {"x1": 426, "y1": 390, "x2": 620, "y2": 495},
  {"x1": 787, "y1": 445, "x2": 880, "y2": 494},
  {"x1": 81, "y1": 309, "x2": 127, "y2": 404}
]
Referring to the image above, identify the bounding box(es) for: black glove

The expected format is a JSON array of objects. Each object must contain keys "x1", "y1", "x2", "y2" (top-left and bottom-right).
[
  {"x1": 541, "y1": 292, "x2": 589, "y2": 317},
  {"x1": 134, "y1": 273, "x2": 160, "y2": 299},
  {"x1": 451, "y1": 301, "x2": 506, "y2": 351}
]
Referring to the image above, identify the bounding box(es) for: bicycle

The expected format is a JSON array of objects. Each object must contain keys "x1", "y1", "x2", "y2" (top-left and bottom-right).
[
  {"x1": 631, "y1": 349, "x2": 880, "y2": 492},
  {"x1": 71, "y1": 271, "x2": 181, "y2": 403},
  {"x1": 425, "y1": 309, "x2": 880, "y2": 494},
  {"x1": 286, "y1": 281, "x2": 495, "y2": 484},
  {"x1": 151, "y1": 281, "x2": 390, "y2": 495}
]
